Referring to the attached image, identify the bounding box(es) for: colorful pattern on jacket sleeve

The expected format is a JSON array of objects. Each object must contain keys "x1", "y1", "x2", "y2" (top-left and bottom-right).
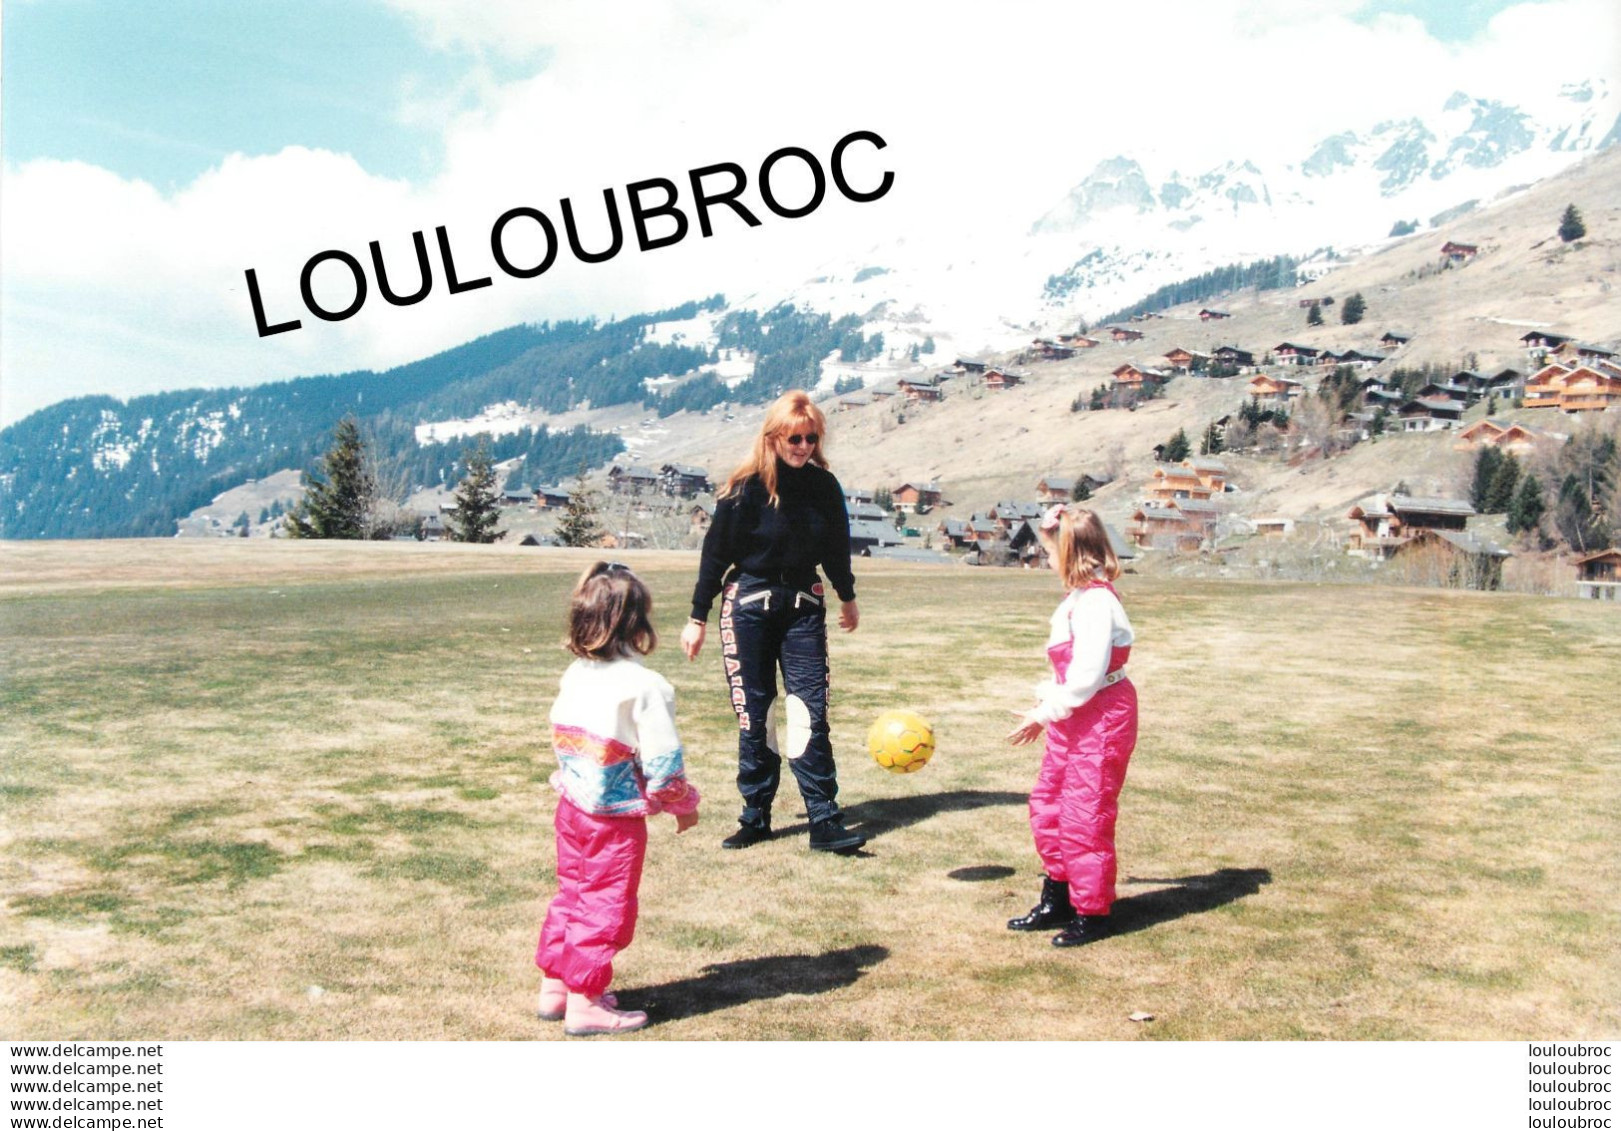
[{"x1": 551, "y1": 724, "x2": 657, "y2": 817}]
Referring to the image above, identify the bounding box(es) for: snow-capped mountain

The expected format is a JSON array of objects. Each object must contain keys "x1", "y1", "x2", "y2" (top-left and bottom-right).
[{"x1": 756, "y1": 79, "x2": 1618, "y2": 346}]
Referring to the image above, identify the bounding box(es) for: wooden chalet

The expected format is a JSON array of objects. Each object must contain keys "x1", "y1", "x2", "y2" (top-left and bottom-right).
[
  {"x1": 607, "y1": 464, "x2": 660, "y2": 495},
  {"x1": 893, "y1": 481, "x2": 943, "y2": 512},
  {"x1": 1337, "y1": 349, "x2": 1388, "y2": 370},
  {"x1": 1248, "y1": 515, "x2": 1295, "y2": 537},
  {"x1": 1108, "y1": 326, "x2": 1145, "y2": 342},
  {"x1": 1128, "y1": 498, "x2": 1220, "y2": 552},
  {"x1": 935, "y1": 517, "x2": 973, "y2": 549},
  {"x1": 984, "y1": 368, "x2": 1025, "y2": 391},
  {"x1": 535, "y1": 485, "x2": 573, "y2": 510},
  {"x1": 1379, "y1": 331, "x2": 1411, "y2": 349},
  {"x1": 499, "y1": 484, "x2": 536, "y2": 507},
  {"x1": 1559, "y1": 365, "x2": 1621, "y2": 412},
  {"x1": 1415, "y1": 380, "x2": 1472, "y2": 404},
  {"x1": 1058, "y1": 333, "x2": 1100, "y2": 348},
  {"x1": 836, "y1": 393, "x2": 872, "y2": 412},
  {"x1": 1574, "y1": 549, "x2": 1621, "y2": 601},
  {"x1": 1212, "y1": 345, "x2": 1256, "y2": 370},
  {"x1": 689, "y1": 503, "x2": 713, "y2": 532},
  {"x1": 1164, "y1": 347, "x2": 1211, "y2": 374},
  {"x1": 1398, "y1": 397, "x2": 1464, "y2": 431},
  {"x1": 1549, "y1": 341, "x2": 1616, "y2": 365},
  {"x1": 1198, "y1": 309, "x2": 1231, "y2": 321},
  {"x1": 1345, "y1": 494, "x2": 1474, "y2": 558},
  {"x1": 1453, "y1": 368, "x2": 1524, "y2": 400},
  {"x1": 844, "y1": 486, "x2": 875, "y2": 506},
  {"x1": 659, "y1": 463, "x2": 711, "y2": 497},
  {"x1": 1523, "y1": 362, "x2": 1574, "y2": 408},
  {"x1": 1390, "y1": 529, "x2": 1509, "y2": 590},
  {"x1": 956, "y1": 358, "x2": 990, "y2": 373},
  {"x1": 1440, "y1": 241, "x2": 1479, "y2": 262},
  {"x1": 1247, "y1": 374, "x2": 1302, "y2": 405},
  {"x1": 1036, "y1": 476, "x2": 1074, "y2": 502},
  {"x1": 1519, "y1": 330, "x2": 1570, "y2": 353},
  {"x1": 846, "y1": 501, "x2": 886, "y2": 522},
  {"x1": 1031, "y1": 339, "x2": 1079, "y2": 361},
  {"x1": 897, "y1": 378, "x2": 944, "y2": 403},
  {"x1": 1452, "y1": 420, "x2": 1556, "y2": 455},
  {"x1": 1147, "y1": 465, "x2": 1210, "y2": 503},
  {"x1": 1273, "y1": 342, "x2": 1322, "y2": 366},
  {"x1": 1111, "y1": 363, "x2": 1168, "y2": 389}
]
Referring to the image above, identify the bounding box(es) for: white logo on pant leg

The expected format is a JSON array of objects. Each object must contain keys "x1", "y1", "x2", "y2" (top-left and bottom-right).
[{"x1": 784, "y1": 695, "x2": 812, "y2": 760}]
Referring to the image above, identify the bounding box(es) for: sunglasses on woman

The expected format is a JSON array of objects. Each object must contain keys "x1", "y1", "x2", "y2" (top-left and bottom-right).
[{"x1": 783, "y1": 433, "x2": 819, "y2": 446}]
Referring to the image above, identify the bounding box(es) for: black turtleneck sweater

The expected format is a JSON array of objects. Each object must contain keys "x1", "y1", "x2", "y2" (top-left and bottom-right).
[{"x1": 689, "y1": 460, "x2": 857, "y2": 622}]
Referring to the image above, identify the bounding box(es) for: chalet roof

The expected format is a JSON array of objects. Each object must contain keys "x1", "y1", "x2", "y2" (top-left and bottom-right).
[
  {"x1": 936, "y1": 518, "x2": 969, "y2": 536},
  {"x1": 895, "y1": 480, "x2": 942, "y2": 494},
  {"x1": 1520, "y1": 331, "x2": 1571, "y2": 345},
  {"x1": 1338, "y1": 349, "x2": 1388, "y2": 362},
  {"x1": 611, "y1": 464, "x2": 659, "y2": 480},
  {"x1": 1401, "y1": 397, "x2": 1464, "y2": 414},
  {"x1": 1039, "y1": 475, "x2": 1076, "y2": 491},
  {"x1": 1171, "y1": 497, "x2": 1222, "y2": 514},
  {"x1": 1574, "y1": 548, "x2": 1621, "y2": 565},
  {"x1": 661, "y1": 463, "x2": 709, "y2": 478},
  {"x1": 1380, "y1": 331, "x2": 1411, "y2": 342},
  {"x1": 994, "y1": 501, "x2": 1046, "y2": 519},
  {"x1": 501, "y1": 485, "x2": 534, "y2": 498},
  {"x1": 1273, "y1": 342, "x2": 1320, "y2": 354},
  {"x1": 1390, "y1": 494, "x2": 1474, "y2": 516},
  {"x1": 1186, "y1": 457, "x2": 1228, "y2": 473},
  {"x1": 848, "y1": 519, "x2": 902, "y2": 545},
  {"x1": 1574, "y1": 342, "x2": 1617, "y2": 357},
  {"x1": 847, "y1": 502, "x2": 886, "y2": 521}
]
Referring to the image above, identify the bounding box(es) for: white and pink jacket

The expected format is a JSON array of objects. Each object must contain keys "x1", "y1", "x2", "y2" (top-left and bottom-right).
[
  {"x1": 548, "y1": 655, "x2": 701, "y2": 819},
  {"x1": 1029, "y1": 583, "x2": 1135, "y2": 726}
]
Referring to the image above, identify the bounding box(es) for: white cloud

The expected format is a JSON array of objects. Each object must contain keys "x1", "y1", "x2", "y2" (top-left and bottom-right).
[{"x1": 3, "y1": 0, "x2": 1616, "y2": 425}]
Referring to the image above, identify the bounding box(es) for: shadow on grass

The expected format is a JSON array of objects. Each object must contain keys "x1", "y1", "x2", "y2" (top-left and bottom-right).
[
  {"x1": 777, "y1": 789, "x2": 1027, "y2": 843},
  {"x1": 626, "y1": 944, "x2": 889, "y2": 1027},
  {"x1": 1108, "y1": 867, "x2": 1273, "y2": 936}
]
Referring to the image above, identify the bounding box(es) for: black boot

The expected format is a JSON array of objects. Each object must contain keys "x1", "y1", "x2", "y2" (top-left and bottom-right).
[
  {"x1": 1007, "y1": 876, "x2": 1077, "y2": 931},
  {"x1": 721, "y1": 821, "x2": 772, "y2": 850},
  {"x1": 1052, "y1": 915, "x2": 1110, "y2": 948},
  {"x1": 809, "y1": 815, "x2": 865, "y2": 853}
]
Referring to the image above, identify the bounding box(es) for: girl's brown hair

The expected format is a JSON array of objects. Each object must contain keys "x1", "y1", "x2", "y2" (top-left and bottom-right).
[
  {"x1": 1041, "y1": 505, "x2": 1121, "y2": 590},
  {"x1": 563, "y1": 562, "x2": 657, "y2": 659},
  {"x1": 718, "y1": 389, "x2": 830, "y2": 506}
]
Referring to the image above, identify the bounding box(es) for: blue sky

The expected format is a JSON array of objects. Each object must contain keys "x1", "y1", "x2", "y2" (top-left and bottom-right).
[
  {"x1": 2, "y1": 0, "x2": 532, "y2": 189},
  {"x1": 1, "y1": 0, "x2": 1615, "y2": 426},
  {"x1": 2, "y1": 0, "x2": 1529, "y2": 190}
]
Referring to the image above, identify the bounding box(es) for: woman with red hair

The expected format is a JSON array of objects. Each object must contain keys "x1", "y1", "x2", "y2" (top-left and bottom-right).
[{"x1": 680, "y1": 390, "x2": 865, "y2": 854}]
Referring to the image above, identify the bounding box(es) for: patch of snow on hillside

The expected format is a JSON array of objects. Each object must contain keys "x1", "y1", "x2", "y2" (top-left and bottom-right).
[
  {"x1": 699, "y1": 348, "x2": 756, "y2": 389},
  {"x1": 643, "y1": 312, "x2": 719, "y2": 348},
  {"x1": 416, "y1": 401, "x2": 538, "y2": 444}
]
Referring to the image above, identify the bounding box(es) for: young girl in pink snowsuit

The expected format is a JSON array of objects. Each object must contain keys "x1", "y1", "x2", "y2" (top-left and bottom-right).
[
  {"x1": 536, "y1": 562, "x2": 701, "y2": 1035},
  {"x1": 1007, "y1": 505, "x2": 1138, "y2": 947}
]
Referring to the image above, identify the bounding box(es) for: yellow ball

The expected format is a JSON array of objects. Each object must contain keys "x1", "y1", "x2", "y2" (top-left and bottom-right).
[{"x1": 867, "y1": 709, "x2": 935, "y2": 774}]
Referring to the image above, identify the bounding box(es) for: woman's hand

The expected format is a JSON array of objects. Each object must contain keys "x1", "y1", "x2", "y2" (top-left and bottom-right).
[
  {"x1": 1007, "y1": 709, "x2": 1045, "y2": 746},
  {"x1": 680, "y1": 620, "x2": 706, "y2": 660},
  {"x1": 838, "y1": 600, "x2": 860, "y2": 632}
]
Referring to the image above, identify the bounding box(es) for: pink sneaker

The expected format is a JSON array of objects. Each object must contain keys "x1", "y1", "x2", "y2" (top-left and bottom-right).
[
  {"x1": 563, "y1": 992, "x2": 648, "y2": 1036},
  {"x1": 538, "y1": 978, "x2": 615, "y2": 1021}
]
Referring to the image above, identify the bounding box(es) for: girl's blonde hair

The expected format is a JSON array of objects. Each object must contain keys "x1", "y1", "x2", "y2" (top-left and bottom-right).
[
  {"x1": 1040, "y1": 505, "x2": 1121, "y2": 590},
  {"x1": 563, "y1": 562, "x2": 657, "y2": 659},
  {"x1": 718, "y1": 389, "x2": 830, "y2": 505}
]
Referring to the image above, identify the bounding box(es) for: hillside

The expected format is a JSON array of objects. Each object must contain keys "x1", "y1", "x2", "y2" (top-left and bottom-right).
[{"x1": 711, "y1": 146, "x2": 1621, "y2": 532}]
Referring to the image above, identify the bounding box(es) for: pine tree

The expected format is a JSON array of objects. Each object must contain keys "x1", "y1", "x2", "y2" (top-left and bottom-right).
[
  {"x1": 1558, "y1": 204, "x2": 1586, "y2": 243},
  {"x1": 554, "y1": 468, "x2": 603, "y2": 548},
  {"x1": 1340, "y1": 292, "x2": 1367, "y2": 325},
  {"x1": 447, "y1": 440, "x2": 504, "y2": 543},
  {"x1": 284, "y1": 416, "x2": 377, "y2": 540},
  {"x1": 1306, "y1": 303, "x2": 1324, "y2": 327},
  {"x1": 1071, "y1": 479, "x2": 1092, "y2": 502},
  {"x1": 1200, "y1": 423, "x2": 1225, "y2": 456},
  {"x1": 1484, "y1": 451, "x2": 1520, "y2": 514},
  {"x1": 1470, "y1": 447, "x2": 1503, "y2": 512},
  {"x1": 1163, "y1": 428, "x2": 1191, "y2": 463},
  {"x1": 1506, "y1": 475, "x2": 1545, "y2": 536}
]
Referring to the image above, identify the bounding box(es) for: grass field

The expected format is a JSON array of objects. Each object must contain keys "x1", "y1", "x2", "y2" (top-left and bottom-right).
[{"x1": 1, "y1": 540, "x2": 1617, "y2": 1040}]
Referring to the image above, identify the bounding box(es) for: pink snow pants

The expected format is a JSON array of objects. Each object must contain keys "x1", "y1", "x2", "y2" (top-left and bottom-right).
[
  {"x1": 536, "y1": 796, "x2": 647, "y2": 997},
  {"x1": 1028, "y1": 676, "x2": 1138, "y2": 916}
]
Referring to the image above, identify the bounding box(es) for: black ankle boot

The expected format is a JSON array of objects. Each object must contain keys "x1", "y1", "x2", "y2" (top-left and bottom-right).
[
  {"x1": 809, "y1": 816, "x2": 865, "y2": 853},
  {"x1": 721, "y1": 822, "x2": 772, "y2": 850},
  {"x1": 1051, "y1": 915, "x2": 1109, "y2": 948},
  {"x1": 1007, "y1": 876, "x2": 1077, "y2": 931}
]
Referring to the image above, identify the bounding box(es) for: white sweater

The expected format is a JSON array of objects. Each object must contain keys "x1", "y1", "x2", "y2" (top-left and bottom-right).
[{"x1": 1030, "y1": 586, "x2": 1134, "y2": 725}]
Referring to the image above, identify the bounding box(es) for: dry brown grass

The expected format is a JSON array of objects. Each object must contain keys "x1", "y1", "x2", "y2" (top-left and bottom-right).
[{"x1": 1, "y1": 540, "x2": 1616, "y2": 1040}]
